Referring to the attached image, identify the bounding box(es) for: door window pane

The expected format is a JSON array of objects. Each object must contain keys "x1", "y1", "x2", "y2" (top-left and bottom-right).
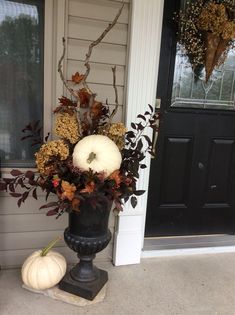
[
  {"x1": 0, "y1": 0, "x2": 44, "y2": 167},
  {"x1": 171, "y1": 0, "x2": 235, "y2": 110}
]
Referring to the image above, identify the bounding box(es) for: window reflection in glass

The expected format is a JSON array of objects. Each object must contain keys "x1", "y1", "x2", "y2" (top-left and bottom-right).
[{"x1": 0, "y1": 0, "x2": 44, "y2": 167}]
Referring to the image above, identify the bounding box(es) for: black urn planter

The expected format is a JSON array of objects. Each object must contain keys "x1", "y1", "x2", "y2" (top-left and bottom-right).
[{"x1": 59, "y1": 198, "x2": 112, "y2": 300}]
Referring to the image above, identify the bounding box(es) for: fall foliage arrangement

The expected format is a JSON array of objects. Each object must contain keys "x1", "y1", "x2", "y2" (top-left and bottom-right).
[
  {"x1": 175, "y1": 0, "x2": 235, "y2": 81},
  {"x1": 0, "y1": 5, "x2": 158, "y2": 217}
]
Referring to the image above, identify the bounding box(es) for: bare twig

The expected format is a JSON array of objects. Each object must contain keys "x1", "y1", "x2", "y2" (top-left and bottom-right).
[
  {"x1": 109, "y1": 66, "x2": 119, "y2": 123},
  {"x1": 57, "y1": 38, "x2": 83, "y2": 136},
  {"x1": 57, "y1": 38, "x2": 78, "y2": 100},
  {"x1": 83, "y1": 3, "x2": 124, "y2": 82}
]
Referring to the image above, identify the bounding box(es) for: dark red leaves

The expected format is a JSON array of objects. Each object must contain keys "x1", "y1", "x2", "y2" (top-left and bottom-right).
[
  {"x1": 10, "y1": 169, "x2": 23, "y2": 176},
  {"x1": 21, "y1": 121, "x2": 43, "y2": 147},
  {"x1": 32, "y1": 188, "x2": 38, "y2": 200},
  {"x1": 0, "y1": 183, "x2": 7, "y2": 191},
  {"x1": 10, "y1": 193, "x2": 22, "y2": 198},
  {"x1": 39, "y1": 202, "x2": 59, "y2": 209},
  {"x1": 131, "y1": 196, "x2": 137, "y2": 208},
  {"x1": 46, "y1": 209, "x2": 59, "y2": 216}
]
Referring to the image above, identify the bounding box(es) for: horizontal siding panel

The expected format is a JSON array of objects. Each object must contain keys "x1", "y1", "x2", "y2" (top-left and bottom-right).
[
  {"x1": 110, "y1": 0, "x2": 130, "y2": 3},
  {"x1": 0, "y1": 230, "x2": 65, "y2": 251},
  {"x1": 67, "y1": 60, "x2": 125, "y2": 86},
  {"x1": 68, "y1": 16, "x2": 128, "y2": 45},
  {"x1": 0, "y1": 195, "x2": 56, "y2": 215},
  {"x1": 69, "y1": 0, "x2": 129, "y2": 24},
  {"x1": 0, "y1": 225, "x2": 115, "y2": 251},
  {"x1": 0, "y1": 214, "x2": 68, "y2": 233},
  {"x1": 0, "y1": 212, "x2": 115, "y2": 233},
  {"x1": 0, "y1": 241, "x2": 113, "y2": 268},
  {"x1": 68, "y1": 38, "x2": 127, "y2": 65},
  {"x1": 83, "y1": 84, "x2": 124, "y2": 106},
  {"x1": 108, "y1": 105, "x2": 124, "y2": 122}
]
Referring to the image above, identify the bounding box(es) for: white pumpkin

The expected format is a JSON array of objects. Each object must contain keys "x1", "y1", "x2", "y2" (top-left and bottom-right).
[
  {"x1": 21, "y1": 238, "x2": 67, "y2": 290},
  {"x1": 73, "y1": 135, "x2": 122, "y2": 177}
]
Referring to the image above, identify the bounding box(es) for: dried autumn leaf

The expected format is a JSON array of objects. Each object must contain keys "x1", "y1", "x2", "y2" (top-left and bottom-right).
[
  {"x1": 109, "y1": 170, "x2": 122, "y2": 187},
  {"x1": 61, "y1": 180, "x2": 76, "y2": 201},
  {"x1": 91, "y1": 101, "x2": 104, "y2": 119},
  {"x1": 81, "y1": 181, "x2": 95, "y2": 193},
  {"x1": 72, "y1": 198, "x2": 80, "y2": 212},
  {"x1": 78, "y1": 88, "x2": 91, "y2": 108},
  {"x1": 58, "y1": 96, "x2": 76, "y2": 107},
  {"x1": 72, "y1": 72, "x2": 85, "y2": 84}
]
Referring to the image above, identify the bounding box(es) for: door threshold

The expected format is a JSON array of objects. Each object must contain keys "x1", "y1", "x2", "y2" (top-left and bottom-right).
[
  {"x1": 142, "y1": 245, "x2": 235, "y2": 259},
  {"x1": 142, "y1": 234, "x2": 235, "y2": 258},
  {"x1": 143, "y1": 234, "x2": 235, "y2": 252}
]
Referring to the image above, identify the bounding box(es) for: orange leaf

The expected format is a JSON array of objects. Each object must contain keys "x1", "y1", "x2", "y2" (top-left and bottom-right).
[
  {"x1": 72, "y1": 198, "x2": 80, "y2": 212},
  {"x1": 109, "y1": 170, "x2": 122, "y2": 187},
  {"x1": 61, "y1": 180, "x2": 76, "y2": 201},
  {"x1": 81, "y1": 181, "x2": 95, "y2": 193},
  {"x1": 72, "y1": 72, "x2": 85, "y2": 84},
  {"x1": 78, "y1": 88, "x2": 91, "y2": 108},
  {"x1": 91, "y1": 101, "x2": 104, "y2": 119}
]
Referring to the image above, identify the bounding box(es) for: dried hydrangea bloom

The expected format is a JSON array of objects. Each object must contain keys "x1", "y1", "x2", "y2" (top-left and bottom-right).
[
  {"x1": 176, "y1": 0, "x2": 205, "y2": 69},
  {"x1": 109, "y1": 123, "x2": 127, "y2": 136},
  {"x1": 197, "y1": 3, "x2": 230, "y2": 37},
  {"x1": 55, "y1": 113, "x2": 80, "y2": 144},
  {"x1": 99, "y1": 122, "x2": 127, "y2": 150},
  {"x1": 222, "y1": 21, "x2": 235, "y2": 40},
  {"x1": 35, "y1": 140, "x2": 69, "y2": 175}
]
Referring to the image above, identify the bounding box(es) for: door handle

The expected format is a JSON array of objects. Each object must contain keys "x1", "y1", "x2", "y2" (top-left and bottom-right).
[
  {"x1": 152, "y1": 99, "x2": 161, "y2": 158},
  {"x1": 198, "y1": 162, "x2": 204, "y2": 170}
]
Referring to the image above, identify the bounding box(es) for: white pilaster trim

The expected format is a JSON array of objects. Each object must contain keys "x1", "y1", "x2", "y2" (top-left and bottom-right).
[
  {"x1": 54, "y1": 0, "x2": 68, "y2": 103},
  {"x1": 113, "y1": 0, "x2": 164, "y2": 266},
  {"x1": 44, "y1": 0, "x2": 67, "y2": 138},
  {"x1": 43, "y1": 0, "x2": 54, "y2": 139}
]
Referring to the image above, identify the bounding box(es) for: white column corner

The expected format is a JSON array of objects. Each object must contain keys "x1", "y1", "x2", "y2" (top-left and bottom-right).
[{"x1": 113, "y1": 0, "x2": 164, "y2": 266}]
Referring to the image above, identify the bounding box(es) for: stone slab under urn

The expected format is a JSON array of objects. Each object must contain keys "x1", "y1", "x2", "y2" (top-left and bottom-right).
[{"x1": 22, "y1": 283, "x2": 107, "y2": 306}]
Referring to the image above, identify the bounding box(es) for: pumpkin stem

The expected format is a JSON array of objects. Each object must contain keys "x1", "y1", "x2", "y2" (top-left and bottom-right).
[
  {"x1": 41, "y1": 236, "x2": 62, "y2": 257},
  {"x1": 87, "y1": 152, "x2": 96, "y2": 164}
]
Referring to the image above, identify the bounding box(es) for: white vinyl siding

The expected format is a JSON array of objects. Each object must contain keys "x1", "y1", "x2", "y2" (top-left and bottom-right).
[{"x1": 0, "y1": 0, "x2": 130, "y2": 268}]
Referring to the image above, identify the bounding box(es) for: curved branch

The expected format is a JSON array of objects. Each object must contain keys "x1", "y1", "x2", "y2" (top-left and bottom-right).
[
  {"x1": 109, "y1": 66, "x2": 119, "y2": 123},
  {"x1": 83, "y1": 3, "x2": 124, "y2": 82},
  {"x1": 57, "y1": 38, "x2": 82, "y2": 136},
  {"x1": 57, "y1": 38, "x2": 78, "y2": 100}
]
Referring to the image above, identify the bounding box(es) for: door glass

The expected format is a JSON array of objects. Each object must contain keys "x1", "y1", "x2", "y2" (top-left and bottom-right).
[{"x1": 171, "y1": 0, "x2": 235, "y2": 110}]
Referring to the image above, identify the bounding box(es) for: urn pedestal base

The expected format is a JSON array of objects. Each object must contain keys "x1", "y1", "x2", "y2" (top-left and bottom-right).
[
  {"x1": 59, "y1": 267, "x2": 108, "y2": 301},
  {"x1": 59, "y1": 225, "x2": 112, "y2": 300}
]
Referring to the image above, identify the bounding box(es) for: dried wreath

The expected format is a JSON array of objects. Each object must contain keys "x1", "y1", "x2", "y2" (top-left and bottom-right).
[{"x1": 175, "y1": 0, "x2": 235, "y2": 81}]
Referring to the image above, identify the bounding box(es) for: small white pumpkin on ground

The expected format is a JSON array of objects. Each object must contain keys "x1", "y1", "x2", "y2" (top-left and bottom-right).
[
  {"x1": 73, "y1": 134, "x2": 122, "y2": 177},
  {"x1": 21, "y1": 237, "x2": 67, "y2": 290}
]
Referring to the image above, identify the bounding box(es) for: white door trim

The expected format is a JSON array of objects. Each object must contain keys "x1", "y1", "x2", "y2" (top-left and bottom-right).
[{"x1": 113, "y1": 0, "x2": 164, "y2": 265}]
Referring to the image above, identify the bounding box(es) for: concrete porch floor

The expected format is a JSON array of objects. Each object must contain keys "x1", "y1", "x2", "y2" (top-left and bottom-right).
[{"x1": 1, "y1": 253, "x2": 235, "y2": 315}]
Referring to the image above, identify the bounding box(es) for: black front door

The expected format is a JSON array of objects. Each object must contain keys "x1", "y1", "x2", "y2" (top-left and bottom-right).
[{"x1": 145, "y1": 0, "x2": 235, "y2": 237}]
